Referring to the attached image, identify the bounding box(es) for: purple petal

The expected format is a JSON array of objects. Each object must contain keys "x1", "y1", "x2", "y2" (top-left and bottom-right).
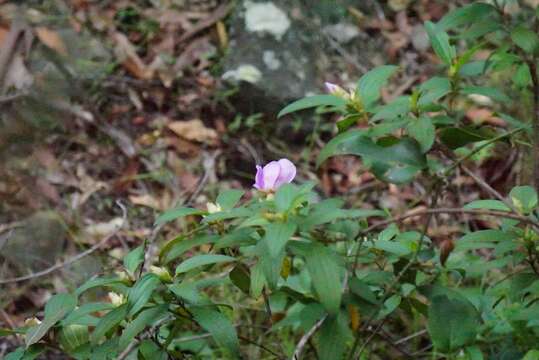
[
  {"x1": 325, "y1": 82, "x2": 340, "y2": 94},
  {"x1": 274, "y1": 158, "x2": 296, "y2": 188},
  {"x1": 262, "y1": 161, "x2": 280, "y2": 190},
  {"x1": 254, "y1": 165, "x2": 264, "y2": 189}
]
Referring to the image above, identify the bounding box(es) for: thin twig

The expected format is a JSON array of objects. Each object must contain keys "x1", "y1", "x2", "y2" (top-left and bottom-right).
[
  {"x1": 0, "y1": 201, "x2": 127, "y2": 285},
  {"x1": 292, "y1": 315, "x2": 328, "y2": 360},
  {"x1": 360, "y1": 207, "x2": 539, "y2": 234}
]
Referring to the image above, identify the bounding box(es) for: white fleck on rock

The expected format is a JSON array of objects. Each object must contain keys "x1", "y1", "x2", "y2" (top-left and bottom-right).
[
  {"x1": 323, "y1": 23, "x2": 360, "y2": 44},
  {"x1": 262, "y1": 50, "x2": 281, "y2": 70},
  {"x1": 244, "y1": 2, "x2": 291, "y2": 40},
  {"x1": 222, "y1": 64, "x2": 262, "y2": 83}
]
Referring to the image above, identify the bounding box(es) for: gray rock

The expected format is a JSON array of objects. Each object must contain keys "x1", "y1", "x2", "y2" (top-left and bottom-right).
[
  {"x1": 222, "y1": 0, "x2": 318, "y2": 116},
  {"x1": 0, "y1": 211, "x2": 67, "y2": 274},
  {"x1": 221, "y1": 0, "x2": 383, "y2": 121}
]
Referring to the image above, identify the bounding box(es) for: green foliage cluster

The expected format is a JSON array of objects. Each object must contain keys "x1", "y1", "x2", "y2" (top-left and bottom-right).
[{"x1": 4, "y1": 1, "x2": 539, "y2": 359}]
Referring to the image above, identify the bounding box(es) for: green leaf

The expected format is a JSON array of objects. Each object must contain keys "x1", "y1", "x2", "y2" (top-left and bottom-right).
[
  {"x1": 511, "y1": 26, "x2": 539, "y2": 54},
  {"x1": 317, "y1": 313, "x2": 352, "y2": 360},
  {"x1": 523, "y1": 349, "x2": 539, "y2": 360},
  {"x1": 90, "y1": 304, "x2": 128, "y2": 344},
  {"x1": 425, "y1": 21, "x2": 455, "y2": 65},
  {"x1": 26, "y1": 293, "x2": 77, "y2": 347},
  {"x1": 371, "y1": 96, "x2": 411, "y2": 121},
  {"x1": 216, "y1": 189, "x2": 244, "y2": 210},
  {"x1": 229, "y1": 264, "x2": 251, "y2": 294},
  {"x1": 460, "y1": 20, "x2": 501, "y2": 40},
  {"x1": 464, "y1": 200, "x2": 510, "y2": 212},
  {"x1": 356, "y1": 65, "x2": 398, "y2": 108},
  {"x1": 456, "y1": 229, "x2": 517, "y2": 251},
  {"x1": 439, "y1": 126, "x2": 491, "y2": 149},
  {"x1": 250, "y1": 262, "x2": 266, "y2": 298},
  {"x1": 317, "y1": 131, "x2": 426, "y2": 168},
  {"x1": 461, "y1": 85, "x2": 509, "y2": 103},
  {"x1": 175, "y1": 254, "x2": 236, "y2": 274},
  {"x1": 119, "y1": 305, "x2": 167, "y2": 350},
  {"x1": 261, "y1": 222, "x2": 296, "y2": 259},
  {"x1": 378, "y1": 295, "x2": 402, "y2": 318},
  {"x1": 515, "y1": 63, "x2": 532, "y2": 87},
  {"x1": 154, "y1": 207, "x2": 204, "y2": 226},
  {"x1": 139, "y1": 340, "x2": 168, "y2": 360},
  {"x1": 127, "y1": 273, "x2": 161, "y2": 316},
  {"x1": 427, "y1": 294, "x2": 480, "y2": 352},
  {"x1": 510, "y1": 185, "x2": 538, "y2": 214},
  {"x1": 437, "y1": 3, "x2": 496, "y2": 31},
  {"x1": 62, "y1": 302, "x2": 115, "y2": 326},
  {"x1": 214, "y1": 228, "x2": 256, "y2": 249},
  {"x1": 202, "y1": 207, "x2": 251, "y2": 223},
  {"x1": 407, "y1": 116, "x2": 435, "y2": 153},
  {"x1": 162, "y1": 235, "x2": 218, "y2": 264},
  {"x1": 191, "y1": 307, "x2": 240, "y2": 357},
  {"x1": 75, "y1": 276, "x2": 123, "y2": 297},
  {"x1": 306, "y1": 244, "x2": 342, "y2": 314},
  {"x1": 349, "y1": 278, "x2": 378, "y2": 304},
  {"x1": 336, "y1": 114, "x2": 361, "y2": 132},
  {"x1": 58, "y1": 324, "x2": 89, "y2": 352},
  {"x1": 418, "y1": 77, "x2": 451, "y2": 106},
  {"x1": 275, "y1": 183, "x2": 299, "y2": 213},
  {"x1": 278, "y1": 95, "x2": 347, "y2": 118},
  {"x1": 123, "y1": 245, "x2": 144, "y2": 276}
]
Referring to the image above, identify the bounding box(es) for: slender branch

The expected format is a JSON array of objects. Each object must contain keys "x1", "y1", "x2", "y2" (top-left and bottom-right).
[
  {"x1": 360, "y1": 207, "x2": 539, "y2": 235},
  {"x1": 292, "y1": 315, "x2": 328, "y2": 360},
  {"x1": 0, "y1": 201, "x2": 127, "y2": 285}
]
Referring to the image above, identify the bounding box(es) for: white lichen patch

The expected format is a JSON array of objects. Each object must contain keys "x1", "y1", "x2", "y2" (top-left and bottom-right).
[
  {"x1": 263, "y1": 50, "x2": 281, "y2": 70},
  {"x1": 222, "y1": 64, "x2": 262, "y2": 83},
  {"x1": 244, "y1": 2, "x2": 291, "y2": 40}
]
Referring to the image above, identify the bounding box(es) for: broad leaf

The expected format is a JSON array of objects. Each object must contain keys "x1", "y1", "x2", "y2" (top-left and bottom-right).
[
  {"x1": 356, "y1": 65, "x2": 398, "y2": 108},
  {"x1": 278, "y1": 95, "x2": 347, "y2": 118},
  {"x1": 127, "y1": 273, "x2": 161, "y2": 316},
  {"x1": 460, "y1": 85, "x2": 509, "y2": 103},
  {"x1": 26, "y1": 293, "x2": 77, "y2": 347},
  {"x1": 511, "y1": 26, "x2": 539, "y2": 54},
  {"x1": 119, "y1": 305, "x2": 167, "y2": 350},
  {"x1": 306, "y1": 244, "x2": 342, "y2": 314},
  {"x1": 427, "y1": 294, "x2": 480, "y2": 352},
  {"x1": 154, "y1": 207, "x2": 204, "y2": 226},
  {"x1": 464, "y1": 200, "x2": 510, "y2": 212},
  {"x1": 216, "y1": 189, "x2": 244, "y2": 210},
  {"x1": 123, "y1": 245, "x2": 144, "y2": 276},
  {"x1": 261, "y1": 222, "x2": 297, "y2": 259},
  {"x1": 90, "y1": 304, "x2": 128, "y2": 344},
  {"x1": 438, "y1": 3, "x2": 496, "y2": 31},
  {"x1": 407, "y1": 116, "x2": 435, "y2": 153},
  {"x1": 175, "y1": 254, "x2": 236, "y2": 274},
  {"x1": 510, "y1": 185, "x2": 538, "y2": 214},
  {"x1": 191, "y1": 307, "x2": 240, "y2": 357},
  {"x1": 425, "y1": 21, "x2": 455, "y2": 65}
]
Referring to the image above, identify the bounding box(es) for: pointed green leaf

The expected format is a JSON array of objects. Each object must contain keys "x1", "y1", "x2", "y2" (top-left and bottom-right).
[
  {"x1": 357, "y1": 65, "x2": 398, "y2": 108},
  {"x1": 123, "y1": 245, "x2": 144, "y2": 276},
  {"x1": 26, "y1": 293, "x2": 77, "y2": 347},
  {"x1": 155, "y1": 207, "x2": 204, "y2": 225},
  {"x1": 306, "y1": 245, "x2": 342, "y2": 314},
  {"x1": 216, "y1": 189, "x2": 244, "y2": 210},
  {"x1": 278, "y1": 95, "x2": 347, "y2": 118},
  {"x1": 119, "y1": 305, "x2": 167, "y2": 350},
  {"x1": 191, "y1": 307, "x2": 240, "y2": 357},
  {"x1": 425, "y1": 21, "x2": 455, "y2": 64},
  {"x1": 427, "y1": 294, "x2": 480, "y2": 352},
  {"x1": 127, "y1": 274, "x2": 161, "y2": 316},
  {"x1": 511, "y1": 26, "x2": 539, "y2": 54},
  {"x1": 175, "y1": 254, "x2": 236, "y2": 274}
]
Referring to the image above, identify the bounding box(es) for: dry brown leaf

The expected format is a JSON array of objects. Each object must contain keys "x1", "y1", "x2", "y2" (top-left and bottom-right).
[
  {"x1": 129, "y1": 193, "x2": 168, "y2": 210},
  {"x1": 35, "y1": 27, "x2": 68, "y2": 56},
  {"x1": 168, "y1": 119, "x2": 218, "y2": 145},
  {"x1": 114, "y1": 32, "x2": 153, "y2": 80}
]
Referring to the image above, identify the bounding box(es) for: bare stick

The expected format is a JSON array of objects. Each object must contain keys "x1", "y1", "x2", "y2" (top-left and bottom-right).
[{"x1": 292, "y1": 315, "x2": 328, "y2": 360}]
